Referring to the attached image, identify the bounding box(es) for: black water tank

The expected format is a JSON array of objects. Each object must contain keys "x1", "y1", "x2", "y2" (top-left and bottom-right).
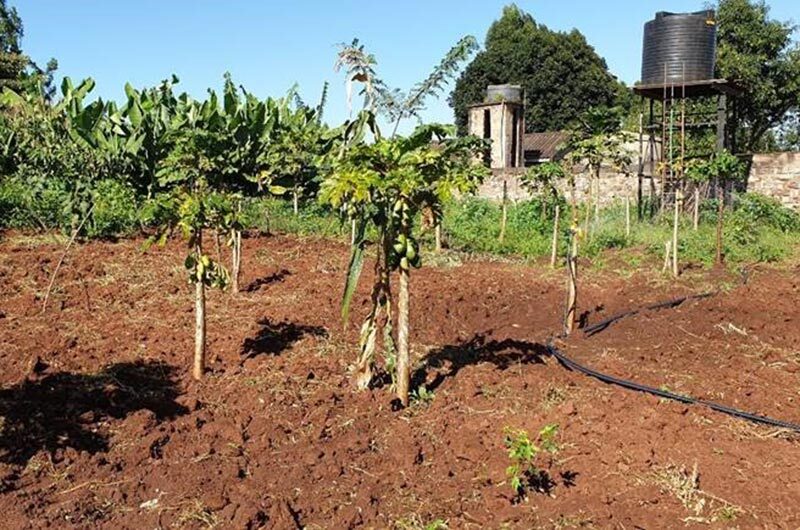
[{"x1": 641, "y1": 10, "x2": 716, "y2": 85}]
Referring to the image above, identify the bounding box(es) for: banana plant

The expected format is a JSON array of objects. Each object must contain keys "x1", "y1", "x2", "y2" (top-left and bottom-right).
[
  {"x1": 122, "y1": 76, "x2": 183, "y2": 197},
  {"x1": 320, "y1": 112, "x2": 488, "y2": 406},
  {"x1": 0, "y1": 77, "x2": 132, "y2": 232},
  {"x1": 260, "y1": 93, "x2": 331, "y2": 215}
]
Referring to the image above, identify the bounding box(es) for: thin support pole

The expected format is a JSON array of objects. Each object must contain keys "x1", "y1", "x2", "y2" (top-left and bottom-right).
[
  {"x1": 625, "y1": 195, "x2": 631, "y2": 239},
  {"x1": 499, "y1": 180, "x2": 508, "y2": 243}
]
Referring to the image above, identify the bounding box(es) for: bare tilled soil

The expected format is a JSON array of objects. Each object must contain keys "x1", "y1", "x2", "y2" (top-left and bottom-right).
[{"x1": 0, "y1": 231, "x2": 798, "y2": 529}]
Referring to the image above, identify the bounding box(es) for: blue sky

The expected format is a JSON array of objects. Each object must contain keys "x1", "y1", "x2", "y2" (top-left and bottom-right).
[{"x1": 14, "y1": 1, "x2": 798, "y2": 133}]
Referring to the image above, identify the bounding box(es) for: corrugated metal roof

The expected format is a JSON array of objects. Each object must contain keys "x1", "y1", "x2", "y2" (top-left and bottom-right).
[{"x1": 522, "y1": 131, "x2": 571, "y2": 162}]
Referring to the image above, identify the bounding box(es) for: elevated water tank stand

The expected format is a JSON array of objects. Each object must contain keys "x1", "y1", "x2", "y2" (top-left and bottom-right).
[{"x1": 632, "y1": 78, "x2": 742, "y2": 219}]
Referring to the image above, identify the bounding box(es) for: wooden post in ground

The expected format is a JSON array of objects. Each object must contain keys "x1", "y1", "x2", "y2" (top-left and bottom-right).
[
  {"x1": 693, "y1": 187, "x2": 700, "y2": 231},
  {"x1": 499, "y1": 180, "x2": 508, "y2": 243},
  {"x1": 231, "y1": 229, "x2": 242, "y2": 293},
  {"x1": 672, "y1": 190, "x2": 681, "y2": 278},
  {"x1": 550, "y1": 203, "x2": 560, "y2": 268},
  {"x1": 565, "y1": 229, "x2": 578, "y2": 335},
  {"x1": 193, "y1": 230, "x2": 206, "y2": 380},
  {"x1": 715, "y1": 179, "x2": 724, "y2": 265},
  {"x1": 662, "y1": 240, "x2": 671, "y2": 273},
  {"x1": 434, "y1": 222, "x2": 442, "y2": 252},
  {"x1": 625, "y1": 195, "x2": 631, "y2": 239}
]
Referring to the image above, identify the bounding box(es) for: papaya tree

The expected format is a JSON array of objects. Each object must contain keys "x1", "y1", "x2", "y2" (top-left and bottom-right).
[
  {"x1": 686, "y1": 150, "x2": 746, "y2": 265},
  {"x1": 320, "y1": 113, "x2": 488, "y2": 406},
  {"x1": 521, "y1": 161, "x2": 567, "y2": 267},
  {"x1": 567, "y1": 107, "x2": 631, "y2": 237},
  {"x1": 147, "y1": 95, "x2": 231, "y2": 380}
]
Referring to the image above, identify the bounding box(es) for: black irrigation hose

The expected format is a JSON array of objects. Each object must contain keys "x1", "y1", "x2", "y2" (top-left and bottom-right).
[
  {"x1": 546, "y1": 342, "x2": 800, "y2": 432},
  {"x1": 548, "y1": 292, "x2": 800, "y2": 433},
  {"x1": 582, "y1": 292, "x2": 716, "y2": 337}
]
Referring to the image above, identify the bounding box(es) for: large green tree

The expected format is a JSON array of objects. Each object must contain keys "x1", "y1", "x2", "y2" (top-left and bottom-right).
[
  {"x1": 449, "y1": 4, "x2": 629, "y2": 134},
  {"x1": 0, "y1": 0, "x2": 57, "y2": 98},
  {"x1": 716, "y1": 0, "x2": 800, "y2": 152},
  {"x1": 0, "y1": 0, "x2": 25, "y2": 92}
]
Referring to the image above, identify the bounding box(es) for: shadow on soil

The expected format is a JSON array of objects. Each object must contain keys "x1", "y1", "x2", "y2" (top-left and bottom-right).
[
  {"x1": 244, "y1": 269, "x2": 291, "y2": 292},
  {"x1": 412, "y1": 333, "x2": 547, "y2": 392},
  {"x1": 241, "y1": 318, "x2": 328, "y2": 359},
  {"x1": 0, "y1": 360, "x2": 186, "y2": 466}
]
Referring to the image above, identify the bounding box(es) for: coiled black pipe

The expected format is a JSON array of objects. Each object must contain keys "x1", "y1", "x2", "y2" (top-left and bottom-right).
[{"x1": 549, "y1": 292, "x2": 800, "y2": 433}]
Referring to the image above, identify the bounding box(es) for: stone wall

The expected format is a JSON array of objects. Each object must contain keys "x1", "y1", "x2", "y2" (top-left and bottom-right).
[
  {"x1": 479, "y1": 149, "x2": 800, "y2": 210},
  {"x1": 746, "y1": 152, "x2": 800, "y2": 209},
  {"x1": 478, "y1": 137, "x2": 662, "y2": 205}
]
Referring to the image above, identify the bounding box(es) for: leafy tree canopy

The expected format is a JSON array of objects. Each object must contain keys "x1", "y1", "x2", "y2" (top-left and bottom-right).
[
  {"x1": 0, "y1": 0, "x2": 57, "y2": 98},
  {"x1": 449, "y1": 4, "x2": 630, "y2": 134},
  {"x1": 716, "y1": 0, "x2": 800, "y2": 152}
]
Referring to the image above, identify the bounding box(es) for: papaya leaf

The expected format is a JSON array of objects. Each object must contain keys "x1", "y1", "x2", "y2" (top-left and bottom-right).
[{"x1": 341, "y1": 217, "x2": 368, "y2": 324}]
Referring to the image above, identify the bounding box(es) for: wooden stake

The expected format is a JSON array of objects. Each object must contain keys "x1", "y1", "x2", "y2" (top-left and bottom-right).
[
  {"x1": 231, "y1": 229, "x2": 242, "y2": 293},
  {"x1": 693, "y1": 187, "x2": 700, "y2": 231},
  {"x1": 41, "y1": 204, "x2": 95, "y2": 314},
  {"x1": 715, "y1": 179, "x2": 724, "y2": 265},
  {"x1": 565, "y1": 230, "x2": 578, "y2": 335},
  {"x1": 499, "y1": 180, "x2": 508, "y2": 243},
  {"x1": 625, "y1": 195, "x2": 631, "y2": 239},
  {"x1": 434, "y1": 222, "x2": 442, "y2": 252},
  {"x1": 550, "y1": 203, "x2": 560, "y2": 268},
  {"x1": 672, "y1": 190, "x2": 681, "y2": 278},
  {"x1": 663, "y1": 240, "x2": 672, "y2": 273},
  {"x1": 193, "y1": 231, "x2": 206, "y2": 380}
]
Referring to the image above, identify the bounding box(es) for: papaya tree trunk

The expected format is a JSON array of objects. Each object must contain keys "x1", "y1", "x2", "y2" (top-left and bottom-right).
[
  {"x1": 194, "y1": 232, "x2": 206, "y2": 380},
  {"x1": 716, "y1": 179, "x2": 724, "y2": 265},
  {"x1": 397, "y1": 265, "x2": 410, "y2": 406},
  {"x1": 434, "y1": 221, "x2": 442, "y2": 252},
  {"x1": 593, "y1": 177, "x2": 600, "y2": 232},
  {"x1": 292, "y1": 186, "x2": 299, "y2": 216},
  {"x1": 354, "y1": 234, "x2": 390, "y2": 390}
]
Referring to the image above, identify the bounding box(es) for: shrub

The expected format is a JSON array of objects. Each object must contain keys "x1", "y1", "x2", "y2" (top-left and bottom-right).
[
  {"x1": 0, "y1": 177, "x2": 30, "y2": 228},
  {"x1": 732, "y1": 193, "x2": 800, "y2": 233},
  {"x1": 88, "y1": 180, "x2": 138, "y2": 238}
]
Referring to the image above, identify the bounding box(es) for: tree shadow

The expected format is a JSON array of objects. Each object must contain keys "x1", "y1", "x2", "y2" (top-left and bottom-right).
[
  {"x1": 244, "y1": 269, "x2": 291, "y2": 293},
  {"x1": 411, "y1": 333, "x2": 547, "y2": 393},
  {"x1": 0, "y1": 360, "x2": 186, "y2": 467},
  {"x1": 241, "y1": 318, "x2": 328, "y2": 359}
]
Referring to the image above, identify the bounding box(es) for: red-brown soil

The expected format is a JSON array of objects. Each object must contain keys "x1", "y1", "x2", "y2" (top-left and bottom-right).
[{"x1": 0, "y1": 231, "x2": 798, "y2": 529}]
